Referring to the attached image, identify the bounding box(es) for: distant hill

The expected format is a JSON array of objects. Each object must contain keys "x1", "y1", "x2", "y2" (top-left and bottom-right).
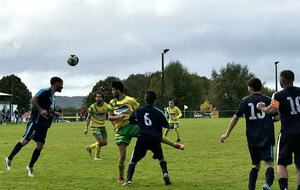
[{"x1": 55, "y1": 96, "x2": 85, "y2": 109}]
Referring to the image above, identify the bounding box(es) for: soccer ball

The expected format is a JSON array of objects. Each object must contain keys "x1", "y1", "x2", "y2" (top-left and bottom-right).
[{"x1": 67, "y1": 54, "x2": 79, "y2": 66}]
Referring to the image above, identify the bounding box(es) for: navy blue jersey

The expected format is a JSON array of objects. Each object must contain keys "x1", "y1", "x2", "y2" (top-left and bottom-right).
[
  {"x1": 273, "y1": 86, "x2": 300, "y2": 134},
  {"x1": 29, "y1": 88, "x2": 55, "y2": 128},
  {"x1": 236, "y1": 93, "x2": 275, "y2": 147},
  {"x1": 135, "y1": 105, "x2": 169, "y2": 141}
]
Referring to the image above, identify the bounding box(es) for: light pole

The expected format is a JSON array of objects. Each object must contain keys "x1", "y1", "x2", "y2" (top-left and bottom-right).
[
  {"x1": 161, "y1": 49, "x2": 169, "y2": 106},
  {"x1": 275, "y1": 61, "x2": 279, "y2": 91},
  {"x1": 10, "y1": 75, "x2": 14, "y2": 123}
]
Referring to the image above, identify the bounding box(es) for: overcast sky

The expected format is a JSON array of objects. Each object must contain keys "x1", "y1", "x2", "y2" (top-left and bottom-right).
[{"x1": 0, "y1": 0, "x2": 299, "y2": 96}]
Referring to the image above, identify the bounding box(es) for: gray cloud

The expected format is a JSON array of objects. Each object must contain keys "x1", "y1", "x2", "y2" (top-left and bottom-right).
[{"x1": 0, "y1": 0, "x2": 299, "y2": 95}]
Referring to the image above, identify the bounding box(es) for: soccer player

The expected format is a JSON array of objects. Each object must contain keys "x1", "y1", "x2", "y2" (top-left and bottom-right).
[
  {"x1": 107, "y1": 80, "x2": 184, "y2": 183},
  {"x1": 122, "y1": 91, "x2": 172, "y2": 187},
  {"x1": 220, "y1": 78, "x2": 275, "y2": 190},
  {"x1": 257, "y1": 70, "x2": 300, "y2": 190},
  {"x1": 5, "y1": 77, "x2": 63, "y2": 177},
  {"x1": 84, "y1": 92, "x2": 108, "y2": 160},
  {"x1": 164, "y1": 100, "x2": 182, "y2": 142}
]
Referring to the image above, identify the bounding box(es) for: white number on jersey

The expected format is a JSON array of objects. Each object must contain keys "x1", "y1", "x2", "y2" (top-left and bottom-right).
[
  {"x1": 248, "y1": 103, "x2": 265, "y2": 120},
  {"x1": 287, "y1": 96, "x2": 300, "y2": 115},
  {"x1": 144, "y1": 113, "x2": 152, "y2": 126}
]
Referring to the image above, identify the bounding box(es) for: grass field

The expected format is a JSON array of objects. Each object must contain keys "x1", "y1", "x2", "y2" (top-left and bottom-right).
[{"x1": 0, "y1": 118, "x2": 297, "y2": 190}]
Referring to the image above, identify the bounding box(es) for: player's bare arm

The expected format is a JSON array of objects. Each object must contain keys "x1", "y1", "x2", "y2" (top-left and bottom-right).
[
  {"x1": 84, "y1": 113, "x2": 92, "y2": 135},
  {"x1": 30, "y1": 96, "x2": 47, "y2": 117},
  {"x1": 220, "y1": 114, "x2": 239, "y2": 143},
  {"x1": 108, "y1": 113, "x2": 125, "y2": 121},
  {"x1": 256, "y1": 102, "x2": 278, "y2": 114}
]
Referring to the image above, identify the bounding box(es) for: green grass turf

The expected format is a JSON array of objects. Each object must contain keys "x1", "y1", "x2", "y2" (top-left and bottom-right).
[{"x1": 0, "y1": 118, "x2": 296, "y2": 190}]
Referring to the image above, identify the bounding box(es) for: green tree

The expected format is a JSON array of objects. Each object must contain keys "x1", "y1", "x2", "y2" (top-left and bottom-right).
[
  {"x1": 261, "y1": 85, "x2": 275, "y2": 97},
  {"x1": 0, "y1": 74, "x2": 32, "y2": 111},
  {"x1": 62, "y1": 106, "x2": 78, "y2": 115},
  {"x1": 124, "y1": 73, "x2": 151, "y2": 105},
  {"x1": 209, "y1": 63, "x2": 255, "y2": 112},
  {"x1": 148, "y1": 71, "x2": 164, "y2": 107},
  {"x1": 84, "y1": 76, "x2": 120, "y2": 107},
  {"x1": 149, "y1": 60, "x2": 210, "y2": 110}
]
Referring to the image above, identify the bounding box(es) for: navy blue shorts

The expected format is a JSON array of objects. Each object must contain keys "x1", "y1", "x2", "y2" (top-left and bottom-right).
[
  {"x1": 130, "y1": 137, "x2": 164, "y2": 163},
  {"x1": 248, "y1": 145, "x2": 274, "y2": 165},
  {"x1": 277, "y1": 133, "x2": 300, "y2": 165},
  {"x1": 23, "y1": 122, "x2": 49, "y2": 144}
]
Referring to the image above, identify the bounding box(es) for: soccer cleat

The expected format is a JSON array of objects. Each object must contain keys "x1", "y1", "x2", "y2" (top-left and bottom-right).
[
  {"x1": 175, "y1": 143, "x2": 185, "y2": 150},
  {"x1": 163, "y1": 173, "x2": 171, "y2": 185},
  {"x1": 118, "y1": 177, "x2": 125, "y2": 183},
  {"x1": 26, "y1": 166, "x2": 34, "y2": 177},
  {"x1": 262, "y1": 183, "x2": 272, "y2": 190},
  {"x1": 5, "y1": 157, "x2": 11, "y2": 171},
  {"x1": 93, "y1": 157, "x2": 102, "y2": 160},
  {"x1": 122, "y1": 181, "x2": 131, "y2": 187},
  {"x1": 176, "y1": 138, "x2": 181, "y2": 142},
  {"x1": 85, "y1": 147, "x2": 92, "y2": 158}
]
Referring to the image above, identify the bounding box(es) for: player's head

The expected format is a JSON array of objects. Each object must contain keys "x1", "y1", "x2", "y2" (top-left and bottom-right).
[
  {"x1": 168, "y1": 100, "x2": 175, "y2": 108},
  {"x1": 50, "y1": 77, "x2": 63, "y2": 92},
  {"x1": 145, "y1": 91, "x2": 156, "y2": 105},
  {"x1": 280, "y1": 70, "x2": 294, "y2": 89},
  {"x1": 95, "y1": 91, "x2": 104, "y2": 104},
  {"x1": 111, "y1": 80, "x2": 124, "y2": 98},
  {"x1": 247, "y1": 78, "x2": 262, "y2": 94}
]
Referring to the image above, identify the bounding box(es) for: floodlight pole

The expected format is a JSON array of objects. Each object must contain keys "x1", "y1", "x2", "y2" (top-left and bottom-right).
[
  {"x1": 275, "y1": 61, "x2": 279, "y2": 91},
  {"x1": 9, "y1": 75, "x2": 14, "y2": 123},
  {"x1": 161, "y1": 49, "x2": 169, "y2": 106}
]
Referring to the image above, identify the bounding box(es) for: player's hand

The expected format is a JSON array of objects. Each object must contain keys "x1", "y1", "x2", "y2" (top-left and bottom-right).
[
  {"x1": 39, "y1": 109, "x2": 48, "y2": 118},
  {"x1": 256, "y1": 102, "x2": 266, "y2": 111},
  {"x1": 54, "y1": 111, "x2": 62, "y2": 117},
  {"x1": 84, "y1": 128, "x2": 88, "y2": 135},
  {"x1": 220, "y1": 133, "x2": 229, "y2": 143}
]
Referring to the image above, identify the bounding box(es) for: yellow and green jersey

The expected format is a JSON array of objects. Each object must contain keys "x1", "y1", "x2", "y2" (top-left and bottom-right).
[
  {"x1": 108, "y1": 96, "x2": 139, "y2": 131},
  {"x1": 165, "y1": 106, "x2": 182, "y2": 124},
  {"x1": 88, "y1": 102, "x2": 109, "y2": 128}
]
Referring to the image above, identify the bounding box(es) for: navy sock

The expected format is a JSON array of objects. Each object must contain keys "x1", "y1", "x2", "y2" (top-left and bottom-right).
[
  {"x1": 278, "y1": 178, "x2": 288, "y2": 190},
  {"x1": 249, "y1": 168, "x2": 259, "y2": 190},
  {"x1": 127, "y1": 162, "x2": 136, "y2": 182},
  {"x1": 8, "y1": 142, "x2": 24, "y2": 161},
  {"x1": 159, "y1": 160, "x2": 168, "y2": 174},
  {"x1": 28, "y1": 148, "x2": 41, "y2": 168},
  {"x1": 265, "y1": 167, "x2": 274, "y2": 186}
]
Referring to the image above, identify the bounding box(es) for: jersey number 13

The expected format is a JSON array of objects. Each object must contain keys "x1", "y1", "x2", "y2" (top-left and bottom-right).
[{"x1": 248, "y1": 103, "x2": 265, "y2": 120}]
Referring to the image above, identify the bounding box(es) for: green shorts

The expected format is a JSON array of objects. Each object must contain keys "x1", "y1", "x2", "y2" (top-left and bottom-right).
[
  {"x1": 91, "y1": 127, "x2": 107, "y2": 138},
  {"x1": 115, "y1": 124, "x2": 139, "y2": 145},
  {"x1": 169, "y1": 123, "x2": 179, "y2": 129}
]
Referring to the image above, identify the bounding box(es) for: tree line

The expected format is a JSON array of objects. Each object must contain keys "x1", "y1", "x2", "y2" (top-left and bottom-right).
[
  {"x1": 0, "y1": 62, "x2": 275, "y2": 113},
  {"x1": 85, "y1": 61, "x2": 275, "y2": 111}
]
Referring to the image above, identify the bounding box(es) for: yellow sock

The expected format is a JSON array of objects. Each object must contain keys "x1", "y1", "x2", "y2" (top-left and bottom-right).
[
  {"x1": 175, "y1": 128, "x2": 180, "y2": 139},
  {"x1": 162, "y1": 136, "x2": 176, "y2": 147},
  {"x1": 95, "y1": 145, "x2": 101, "y2": 158},
  {"x1": 89, "y1": 142, "x2": 98, "y2": 149}
]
